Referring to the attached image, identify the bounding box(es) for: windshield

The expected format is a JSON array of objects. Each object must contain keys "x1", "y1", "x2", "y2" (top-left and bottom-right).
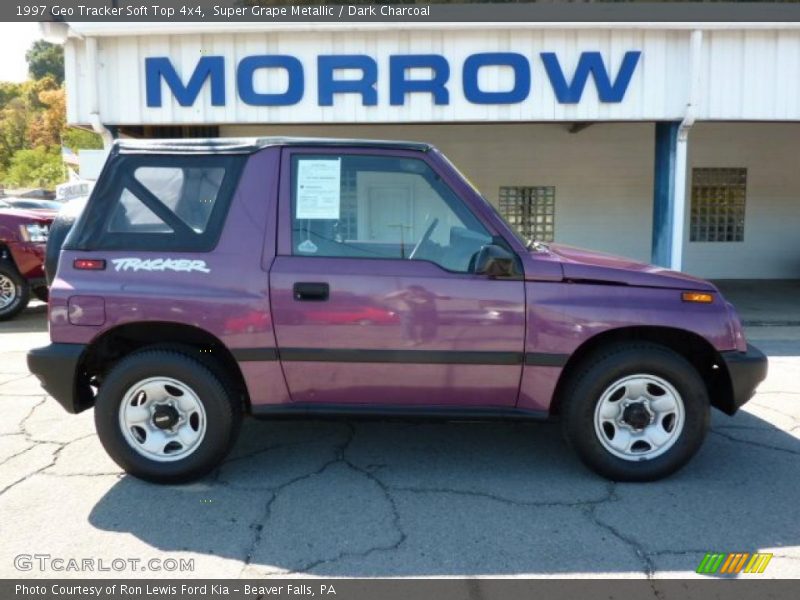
[
  {"x1": 435, "y1": 150, "x2": 531, "y2": 248},
  {"x1": 11, "y1": 200, "x2": 60, "y2": 210},
  {"x1": 0, "y1": 200, "x2": 9, "y2": 208}
]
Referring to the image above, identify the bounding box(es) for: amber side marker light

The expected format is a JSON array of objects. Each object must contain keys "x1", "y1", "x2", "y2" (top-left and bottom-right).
[
  {"x1": 73, "y1": 258, "x2": 106, "y2": 271},
  {"x1": 682, "y1": 291, "x2": 714, "y2": 304}
]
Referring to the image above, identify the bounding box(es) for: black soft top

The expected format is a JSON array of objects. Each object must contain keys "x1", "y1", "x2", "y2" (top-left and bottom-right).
[{"x1": 115, "y1": 137, "x2": 433, "y2": 155}]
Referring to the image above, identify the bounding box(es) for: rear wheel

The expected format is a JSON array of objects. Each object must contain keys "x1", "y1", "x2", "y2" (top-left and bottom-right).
[
  {"x1": 94, "y1": 350, "x2": 242, "y2": 483},
  {"x1": 0, "y1": 262, "x2": 30, "y2": 321},
  {"x1": 561, "y1": 343, "x2": 710, "y2": 482}
]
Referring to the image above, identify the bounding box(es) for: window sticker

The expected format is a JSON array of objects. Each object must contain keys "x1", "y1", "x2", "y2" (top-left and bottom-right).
[
  {"x1": 297, "y1": 239, "x2": 318, "y2": 254},
  {"x1": 296, "y1": 159, "x2": 341, "y2": 220}
]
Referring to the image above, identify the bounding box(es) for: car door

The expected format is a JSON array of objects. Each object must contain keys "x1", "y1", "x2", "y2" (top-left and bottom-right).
[{"x1": 269, "y1": 146, "x2": 526, "y2": 408}]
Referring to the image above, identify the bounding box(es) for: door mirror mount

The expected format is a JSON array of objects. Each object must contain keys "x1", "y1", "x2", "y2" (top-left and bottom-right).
[{"x1": 473, "y1": 244, "x2": 516, "y2": 278}]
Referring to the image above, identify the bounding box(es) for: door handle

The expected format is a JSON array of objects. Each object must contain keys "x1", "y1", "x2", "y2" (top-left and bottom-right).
[{"x1": 293, "y1": 282, "x2": 330, "y2": 301}]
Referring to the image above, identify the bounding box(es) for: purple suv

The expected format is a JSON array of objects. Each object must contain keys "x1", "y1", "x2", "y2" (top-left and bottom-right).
[{"x1": 27, "y1": 138, "x2": 767, "y2": 483}]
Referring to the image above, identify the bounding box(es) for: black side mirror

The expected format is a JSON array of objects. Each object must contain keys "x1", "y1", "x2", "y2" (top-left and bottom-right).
[{"x1": 474, "y1": 244, "x2": 516, "y2": 278}]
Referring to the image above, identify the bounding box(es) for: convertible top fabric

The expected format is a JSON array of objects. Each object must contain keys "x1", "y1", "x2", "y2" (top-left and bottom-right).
[
  {"x1": 115, "y1": 137, "x2": 432, "y2": 155},
  {"x1": 65, "y1": 151, "x2": 245, "y2": 252}
]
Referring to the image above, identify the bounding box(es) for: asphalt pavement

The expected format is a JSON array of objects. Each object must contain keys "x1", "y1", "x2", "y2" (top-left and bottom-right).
[{"x1": 1, "y1": 303, "x2": 798, "y2": 579}]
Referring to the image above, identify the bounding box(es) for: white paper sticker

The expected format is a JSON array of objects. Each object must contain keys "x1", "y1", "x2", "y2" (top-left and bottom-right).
[{"x1": 296, "y1": 159, "x2": 341, "y2": 220}]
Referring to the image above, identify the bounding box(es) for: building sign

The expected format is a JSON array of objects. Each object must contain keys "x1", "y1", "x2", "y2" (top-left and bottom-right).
[{"x1": 145, "y1": 51, "x2": 641, "y2": 109}]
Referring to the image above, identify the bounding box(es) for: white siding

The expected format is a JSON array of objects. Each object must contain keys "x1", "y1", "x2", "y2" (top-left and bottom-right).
[
  {"x1": 224, "y1": 121, "x2": 800, "y2": 279},
  {"x1": 65, "y1": 27, "x2": 800, "y2": 126},
  {"x1": 68, "y1": 28, "x2": 690, "y2": 125},
  {"x1": 699, "y1": 30, "x2": 800, "y2": 121},
  {"x1": 683, "y1": 123, "x2": 800, "y2": 279}
]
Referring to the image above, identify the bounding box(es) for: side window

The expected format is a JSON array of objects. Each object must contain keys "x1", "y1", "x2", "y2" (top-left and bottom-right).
[
  {"x1": 109, "y1": 189, "x2": 174, "y2": 234},
  {"x1": 109, "y1": 166, "x2": 226, "y2": 235},
  {"x1": 134, "y1": 166, "x2": 225, "y2": 233},
  {"x1": 291, "y1": 154, "x2": 492, "y2": 273},
  {"x1": 81, "y1": 155, "x2": 244, "y2": 252}
]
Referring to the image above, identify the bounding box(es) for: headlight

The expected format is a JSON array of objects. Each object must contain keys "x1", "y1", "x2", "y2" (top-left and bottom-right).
[{"x1": 19, "y1": 223, "x2": 49, "y2": 243}]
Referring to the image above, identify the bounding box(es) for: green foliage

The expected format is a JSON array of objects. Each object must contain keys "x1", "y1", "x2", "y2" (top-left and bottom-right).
[
  {"x1": 0, "y1": 38, "x2": 98, "y2": 189},
  {"x1": 0, "y1": 82, "x2": 23, "y2": 109},
  {"x1": 0, "y1": 98, "x2": 30, "y2": 174},
  {"x1": 25, "y1": 40, "x2": 64, "y2": 85},
  {"x1": 3, "y1": 146, "x2": 63, "y2": 188},
  {"x1": 62, "y1": 127, "x2": 103, "y2": 152}
]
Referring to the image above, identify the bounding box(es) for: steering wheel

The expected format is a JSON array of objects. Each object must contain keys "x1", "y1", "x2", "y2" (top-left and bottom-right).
[{"x1": 408, "y1": 218, "x2": 439, "y2": 260}]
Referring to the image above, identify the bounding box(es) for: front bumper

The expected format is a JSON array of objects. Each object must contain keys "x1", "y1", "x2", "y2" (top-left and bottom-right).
[
  {"x1": 8, "y1": 241, "x2": 46, "y2": 280},
  {"x1": 720, "y1": 343, "x2": 768, "y2": 412},
  {"x1": 27, "y1": 343, "x2": 88, "y2": 414}
]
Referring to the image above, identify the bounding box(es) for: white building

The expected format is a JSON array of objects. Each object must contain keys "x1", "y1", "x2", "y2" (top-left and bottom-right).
[{"x1": 44, "y1": 21, "x2": 800, "y2": 279}]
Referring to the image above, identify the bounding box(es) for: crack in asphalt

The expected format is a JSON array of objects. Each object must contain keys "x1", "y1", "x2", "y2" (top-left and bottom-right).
[
  {"x1": 0, "y1": 442, "x2": 36, "y2": 467},
  {"x1": 0, "y1": 441, "x2": 64, "y2": 497},
  {"x1": 0, "y1": 373, "x2": 35, "y2": 388},
  {"x1": 747, "y1": 402, "x2": 800, "y2": 423},
  {"x1": 583, "y1": 484, "x2": 666, "y2": 600},
  {"x1": 236, "y1": 423, "x2": 410, "y2": 577},
  {"x1": 385, "y1": 484, "x2": 611, "y2": 509},
  {"x1": 711, "y1": 429, "x2": 800, "y2": 456},
  {"x1": 0, "y1": 394, "x2": 102, "y2": 497},
  {"x1": 295, "y1": 424, "x2": 409, "y2": 574},
  {"x1": 2, "y1": 374, "x2": 799, "y2": 578},
  {"x1": 40, "y1": 471, "x2": 124, "y2": 479},
  {"x1": 584, "y1": 483, "x2": 656, "y2": 579},
  {"x1": 234, "y1": 424, "x2": 655, "y2": 579},
  {"x1": 219, "y1": 427, "x2": 349, "y2": 470},
  {"x1": 237, "y1": 425, "x2": 359, "y2": 577}
]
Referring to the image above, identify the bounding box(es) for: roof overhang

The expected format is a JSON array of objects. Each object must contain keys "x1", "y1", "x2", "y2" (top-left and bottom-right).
[{"x1": 43, "y1": 20, "x2": 800, "y2": 43}]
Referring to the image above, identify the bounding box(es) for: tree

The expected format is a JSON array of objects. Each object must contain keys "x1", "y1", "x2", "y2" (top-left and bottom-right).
[
  {"x1": 3, "y1": 146, "x2": 63, "y2": 188},
  {"x1": 28, "y1": 85, "x2": 65, "y2": 148},
  {"x1": 0, "y1": 82, "x2": 22, "y2": 109},
  {"x1": 0, "y1": 42, "x2": 100, "y2": 189},
  {"x1": 0, "y1": 71, "x2": 102, "y2": 186},
  {"x1": 0, "y1": 97, "x2": 30, "y2": 173},
  {"x1": 62, "y1": 127, "x2": 103, "y2": 152},
  {"x1": 25, "y1": 40, "x2": 64, "y2": 85}
]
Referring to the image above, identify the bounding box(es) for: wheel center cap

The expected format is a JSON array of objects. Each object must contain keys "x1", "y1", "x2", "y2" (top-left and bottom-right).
[
  {"x1": 622, "y1": 402, "x2": 652, "y2": 430},
  {"x1": 152, "y1": 405, "x2": 180, "y2": 430}
]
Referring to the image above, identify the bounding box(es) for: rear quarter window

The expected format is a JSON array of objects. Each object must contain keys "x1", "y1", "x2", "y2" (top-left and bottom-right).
[{"x1": 70, "y1": 154, "x2": 245, "y2": 252}]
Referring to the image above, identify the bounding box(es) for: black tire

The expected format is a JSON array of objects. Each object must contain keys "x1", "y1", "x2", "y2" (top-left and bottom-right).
[
  {"x1": 33, "y1": 286, "x2": 49, "y2": 303},
  {"x1": 45, "y1": 197, "x2": 87, "y2": 286},
  {"x1": 0, "y1": 261, "x2": 30, "y2": 321},
  {"x1": 94, "y1": 350, "x2": 242, "y2": 484},
  {"x1": 561, "y1": 343, "x2": 710, "y2": 482}
]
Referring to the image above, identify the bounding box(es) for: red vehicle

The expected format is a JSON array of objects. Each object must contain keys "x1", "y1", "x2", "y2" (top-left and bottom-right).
[{"x1": 0, "y1": 200, "x2": 53, "y2": 320}]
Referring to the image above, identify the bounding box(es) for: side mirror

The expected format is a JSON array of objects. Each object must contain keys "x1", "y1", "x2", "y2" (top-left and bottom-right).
[{"x1": 474, "y1": 244, "x2": 516, "y2": 278}]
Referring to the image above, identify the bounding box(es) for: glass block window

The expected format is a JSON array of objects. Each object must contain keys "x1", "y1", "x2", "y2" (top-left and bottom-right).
[
  {"x1": 338, "y1": 168, "x2": 358, "y2": 241},
  {"x1": 498, "y1": 186, "x2": 555, "y2": 242},
  {"x1": 690, "y1": 168, "x2": 747, "y2": 242}
]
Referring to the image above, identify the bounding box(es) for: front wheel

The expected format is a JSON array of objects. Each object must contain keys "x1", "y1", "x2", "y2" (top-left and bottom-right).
[
  {"x1": 561, "y1": 343, "x2": 710, "y2": 482},
  {"x1": 94, "y1": 350, "x2": 242, "y2": 483},
  {"x1": 0, "y1": 262, "x2": 30, "y2": 321}
]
